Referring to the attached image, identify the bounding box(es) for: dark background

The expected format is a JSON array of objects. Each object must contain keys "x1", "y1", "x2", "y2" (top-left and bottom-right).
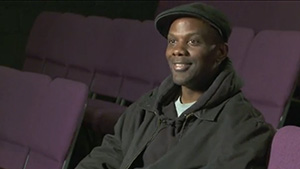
[{"x1": 0, "y1": 1, "x2": 159, "y2": 70}]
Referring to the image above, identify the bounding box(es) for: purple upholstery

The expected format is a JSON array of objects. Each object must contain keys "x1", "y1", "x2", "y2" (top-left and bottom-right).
[
  {"x1": 90, "y1": 72, "x2": 122, "y2": 99},
  {"x1": 66, "y1": 65, "x2": 94, "y2": 86},
  {"x1": 267, "y1": 125, "x2": 300, "y2": 169},
  {"x1": 118, "y1": 19, "x2": 169, "y2": 85},
  {"x1": 85, "y1": 16, "x2": 120, "y2": 73},
  {"x1": 84, "y1": 99, "x2": 126, "y2": 134},
  {"x1": 24, "y1": 11, "x2": 62, "y2": 74},
  {"x1": 113, "y1": 19, "x2": 168, "y2": 103},
  {"x1": 119, "y1": 77, "x2": 153, "y2": 103},
  {"x1": 43, "y1": 59, "x2": 68, "y2": 79},
  {"x1": 85, "y1": 72, "x2": 124, "y2": 135},
  {"x1": 25, "y1": 11, "x2": 61, "y2": 62},
  {"x1": 141, "y1": 20, "x2": 170, "y2": 85},
  {"x1": 22, "y1": 56, "x2": 45, "y2": 73},
  {"x1": 59, "y1": 13, "x2": 90, "y2": 70},
  {"x1": 156, "y1": 1, "x2": 300, "y2": 32},
  {"x1": 240, "y1": 30, "x2": 300, "y2": 128},
  {"x1": 227, "y1": 27, "x2": 255, "y2": 72},
  {"x1": 0, "y1": 140, "x2": 29, "y2": 169},
  {"x1": 0, "y1": 66, "x2": 88, "y2": 169}
]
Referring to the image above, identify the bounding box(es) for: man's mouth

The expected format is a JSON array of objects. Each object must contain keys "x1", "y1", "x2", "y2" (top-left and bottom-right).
[{"x1": 173, "y1": 63, "x2": 192, "y2": 71}]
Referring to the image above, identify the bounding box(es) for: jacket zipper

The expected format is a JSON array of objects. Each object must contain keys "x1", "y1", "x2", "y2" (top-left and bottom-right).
[
  {"x1": 123, "y1": 111, "x2": 165, "y2": 169},
  {"x1": 178, "y1": 113, "x2": 194, "y2": 140}
]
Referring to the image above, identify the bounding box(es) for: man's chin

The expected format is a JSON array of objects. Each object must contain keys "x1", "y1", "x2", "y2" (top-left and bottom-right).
[{"x1": 172, "y1": 76, "x2": 188, "y2": 86}]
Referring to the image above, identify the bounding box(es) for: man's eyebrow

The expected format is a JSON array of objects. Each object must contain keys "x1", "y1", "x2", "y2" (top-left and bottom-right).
[{"x1": 167, "y1": 32, "x2": 202, "y2": 37}]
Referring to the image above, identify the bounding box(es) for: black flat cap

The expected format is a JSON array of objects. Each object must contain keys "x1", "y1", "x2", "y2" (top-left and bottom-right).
[{"x1": 155, "y1": 2, "x2": 232, "y2": 42}]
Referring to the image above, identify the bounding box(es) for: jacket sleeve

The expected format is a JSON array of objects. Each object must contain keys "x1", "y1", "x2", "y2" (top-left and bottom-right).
[
  {"x1": 204, "y1": 118, "x2": 275, "y2": 169},
  {"x1": 75, "y1": 103, "x2": 138, "y2": 169},
  {"x1": 75, "y1": 118, "x2": 124, "y2": 169}
]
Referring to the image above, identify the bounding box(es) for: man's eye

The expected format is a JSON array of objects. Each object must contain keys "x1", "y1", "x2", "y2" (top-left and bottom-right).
[
  {"x1": 188, "y1": 39, "x2": 200, "y2": 45},
  {"x1": 168, "y1": 39, "x2": 176, "y2": 44}
]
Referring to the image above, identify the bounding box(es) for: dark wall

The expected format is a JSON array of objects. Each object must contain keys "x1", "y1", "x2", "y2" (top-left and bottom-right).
[{"x1": 0, "y1": 1, "x2": 158, "y2": 70}]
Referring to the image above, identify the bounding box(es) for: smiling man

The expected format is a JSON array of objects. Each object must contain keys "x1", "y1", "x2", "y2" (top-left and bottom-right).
[{"x1": 76, "y1": 2, "x2": 275, "y2": 169}]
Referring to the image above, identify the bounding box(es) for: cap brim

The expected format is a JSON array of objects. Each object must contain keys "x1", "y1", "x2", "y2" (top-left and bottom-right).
[{"x1": 155, "y1": 11, "x2": 207, "y2": 38}]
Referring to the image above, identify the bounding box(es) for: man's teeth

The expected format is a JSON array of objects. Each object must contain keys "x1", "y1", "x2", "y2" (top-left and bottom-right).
[{"x1": 174, "y1": 63, "x2": 190, "y2": 70}]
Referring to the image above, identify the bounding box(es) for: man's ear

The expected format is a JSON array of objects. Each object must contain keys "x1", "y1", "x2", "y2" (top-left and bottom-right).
[{"x1": 216, "y1": 43, "x2": 228, "y2": 63}]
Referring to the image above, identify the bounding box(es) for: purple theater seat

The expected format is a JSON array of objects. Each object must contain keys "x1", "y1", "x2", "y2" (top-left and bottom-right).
[
  {"x1": 141, "y1": 20, "x2": 170, "y2": 85},
  {"x1": 84, "y1": 71, "x2": 124, "y2": 135},
  {"x1": 267, "y1": 125, "x2": 300, "y2": 169},
  {"x1": 228, "y1": 27, "x2": 255, "y2": 73},
  {"x1": 240, "y1": 30, "x2": 300, "y2": 128},
  {"x1": 118, "y1": 19, "x2": 169, "y2": 84},
  {"x1": 90, "y1": 72, "x2": 123, "y2": 101},
  {"x1": 118, "y1": 77, "x2": 153, "y2": 105},
  {"x1": 84, "y1": 99, "x2": 126, "y2": 135},
  {"x1": 66, "y1": 65, "x2": 94, "y2": 87},
  {"x1": 25, "y1": 11, "x2": 61, "y2": 64},
  {"x1": 82, "y1": 18, "x2": 141, "y2": 135},
  {"x1": 85, "y1": 16, "x2": 118, "y2": 73},
  {"x1": 0, "y1": 66, "x2": 88, "y2": 169},
  {"x1": 0, "y1": 140, "x2": 29, "y2": 169},
  {"x1": 43, "y1": 59, "x2": 68, "y2": 79},
  {"x1": 117, "y1": 19, "x2": 169, "y2": 104},
  {"x1": 156, "y1": 1, "x2": 300, "y2": 32},
  {"x1": 59, "y1": 13, "x2": 91, "y2": 69},
  {"x1": 22, "y1": 55, "x2": 45, "y2": 73}
]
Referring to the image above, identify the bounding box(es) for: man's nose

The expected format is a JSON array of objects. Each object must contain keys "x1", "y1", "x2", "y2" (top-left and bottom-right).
[{"x1": 172, "y1": 43, "x2": 188, "y2": 56}]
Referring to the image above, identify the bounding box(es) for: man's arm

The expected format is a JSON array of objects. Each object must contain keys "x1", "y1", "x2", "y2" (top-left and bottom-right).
[
  {"x1": 75, "y1": 110, "x2": 128, "y2": 169},
  {"x1": 205, "y1": 119, "x2": 275, "y2": 169}
]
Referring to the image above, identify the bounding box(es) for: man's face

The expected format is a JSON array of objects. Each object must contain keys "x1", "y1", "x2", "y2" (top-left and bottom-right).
[{"x1": 165, "y1": 17, "x2": 223, "y2": 90}]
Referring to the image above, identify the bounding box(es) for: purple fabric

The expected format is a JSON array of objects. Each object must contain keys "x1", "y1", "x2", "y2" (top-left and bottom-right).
[
  {"x1": 247, "y1": 100, "x2": 285, "y2": 129},
  {"x1": 59, "y1": 13, "x2": 91, "y2": 69},
  {"x1": 90, "y1": 72, "x2": 123, "y2": 98},
  {"x1": 118, "y1": 19, "x2": 169, "y2": 85},
  {"x1": 138, "y1": 20, "x2": 170, "y2": 84},
  {"x1": 22, "y1": 56, "x2": 45, "y2": 73},
  {"x1": 156, "y1": 1, "x2": 300, "y2": 32},
  {"x1": 240, "y1": 30, "x2": 300, "y2": 128},
  {"x1": 84, "y1": 99, "x2": 126, "y2": 134},
  {"x1": 66, "y1": 65, "x2": 94, "y2": 86},
  {"x1": 25, "y1": 11, "x2": 61, "y2": 60},
  {"x1": 114, "y1": 19, "x2": 169, "y2": 102},
  {"x1": 0, "y1": 66, "x2": 88, "y2": 169},
  {"x1": 119, "y1": 77, "x2": 153, "y2": 102},
  {"x1": 228, "y1": 27, "x2": 255, "y2": 72},
  {"x1": 43, "y1": 59, "x2": 68, "y2": 79},
  {"x1": 25, "y1": 151, "x2": 61, "y2": 169},
  {"x1": 85, "y1": 16, "x2": 122, "y2": 73},
  {"x1": 268, "y1": 126, "x2": 300, "y2": 169},
  {"x1": 0, "y1": 140, "x2": 29, "y2": 169}
]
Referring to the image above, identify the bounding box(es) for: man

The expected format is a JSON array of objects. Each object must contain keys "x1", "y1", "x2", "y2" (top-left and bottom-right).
[{"x1": 76, "y1": 2, "x2": 275, "y2": 169}]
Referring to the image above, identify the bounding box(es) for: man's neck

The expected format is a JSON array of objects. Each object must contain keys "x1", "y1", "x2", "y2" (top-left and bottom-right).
[{"x1": 180, "y1": 86, "x2": 203, "y2": 104}]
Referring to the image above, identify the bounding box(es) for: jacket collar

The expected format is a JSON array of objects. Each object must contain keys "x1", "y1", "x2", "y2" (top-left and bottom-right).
[{"x1": 139, "y1": 58, "x2": 243, "y2": 121}]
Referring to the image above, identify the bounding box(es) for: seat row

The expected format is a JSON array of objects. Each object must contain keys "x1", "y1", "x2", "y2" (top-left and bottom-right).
[
  {"x1": 1, "y1": 63, "x2": 299, "y2": 169},
  {"x1": 23, "y1": 11, "x2": 300, "y2": 136},
  {"x1": 0, "y1": 65, "x2": 88, "y2": 169}
]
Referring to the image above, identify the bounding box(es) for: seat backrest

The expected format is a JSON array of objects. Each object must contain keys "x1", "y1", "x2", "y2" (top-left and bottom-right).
[
  {"x1": 0, "y1": 66, "x2": 88, "y2": 169},
  {"x1": 25, "y1": 11, "x2": 66, "y2": 68},
  {"x1": 116, "y1": 19, "x2": 169, "y2": 103},
  {"x1": 240, "y1": 30, "x2": 300, "y2": 128},
  {"x1": 227, "y1": 27, "x2": 255, "y2": 73},
  {"x1": 24, "y1": 11, "x2": 62, "y2": 73},
  {"x1": 267, "y1": 125, "x2": 300, "y2": 169},
  {"x1": 156, "y1": 1, "x2": 300, "y2": 32}
]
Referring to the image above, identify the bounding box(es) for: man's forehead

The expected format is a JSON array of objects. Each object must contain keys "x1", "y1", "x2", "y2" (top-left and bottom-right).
[{"x1": 169, "y1": 17, "x2": 216, "y2": 35}]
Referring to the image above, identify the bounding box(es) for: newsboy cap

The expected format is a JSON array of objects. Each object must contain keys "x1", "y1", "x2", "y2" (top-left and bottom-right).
[{"x1": 155, "y1": 2, "x2": 232, "y2": 42}]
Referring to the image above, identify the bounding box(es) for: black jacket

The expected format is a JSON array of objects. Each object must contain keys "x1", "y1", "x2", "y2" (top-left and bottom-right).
[{"x1": 76, "y1": 59, "x2": 275, "y2": 169}]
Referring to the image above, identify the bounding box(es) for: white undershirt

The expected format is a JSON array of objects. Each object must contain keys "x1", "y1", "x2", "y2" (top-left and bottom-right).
[{"x1": 174, "y1": 96, "x2": 196, "y2": 117}]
